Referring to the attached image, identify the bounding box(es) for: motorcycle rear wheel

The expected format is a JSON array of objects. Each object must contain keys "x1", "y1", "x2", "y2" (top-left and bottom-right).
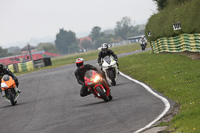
[{"x1": 96, "y1": 86, "x2": 109, "y2": 102}]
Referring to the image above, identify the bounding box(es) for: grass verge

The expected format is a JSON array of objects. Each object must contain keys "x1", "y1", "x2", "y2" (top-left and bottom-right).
[
  {"x1": 16, "y1": 43, "x2": 144, "y2": 75},
  {"x1": 119, "y1": 51, "x2": 200, "y2": 132}
]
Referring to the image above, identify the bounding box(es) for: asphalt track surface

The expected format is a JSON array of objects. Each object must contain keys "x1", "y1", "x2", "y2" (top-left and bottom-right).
[{"x1": 0, "y1": 49, "x2": 171, "y2": 133}]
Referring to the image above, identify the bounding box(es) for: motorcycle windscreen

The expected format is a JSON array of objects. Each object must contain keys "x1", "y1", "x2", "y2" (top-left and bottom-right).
[
  {"x1": 2, "y1": 75, "x2": 10, "y2": 81},
  {"x1": 103, "y1": 56, "x2": 111, "y2": 64},
  {"x1": 85, "y1": 70, "x2": 96, "y2": 79}
]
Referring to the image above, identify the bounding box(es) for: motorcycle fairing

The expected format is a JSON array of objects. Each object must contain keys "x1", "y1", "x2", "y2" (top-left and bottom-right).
[
  {"x1": 84, "y1": 70, "x2": 110, "y2": 99},
  {"x1": 1, "y1": 76, "x2": 16, "y2": 91}
]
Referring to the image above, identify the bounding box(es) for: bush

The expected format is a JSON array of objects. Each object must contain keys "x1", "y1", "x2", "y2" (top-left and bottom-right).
[{"x1": 146, "y1": 0, "x2": 200, "y2": 41}]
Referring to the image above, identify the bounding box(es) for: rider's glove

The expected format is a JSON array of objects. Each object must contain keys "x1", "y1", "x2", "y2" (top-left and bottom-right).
[{"x1": 98, "y1": 63, "x2": 102, "y2": 66}]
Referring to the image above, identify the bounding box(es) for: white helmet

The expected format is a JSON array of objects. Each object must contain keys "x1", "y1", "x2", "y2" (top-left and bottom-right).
[{"x1": 101, "y1": 43, "x2": 108, "y2": 52}]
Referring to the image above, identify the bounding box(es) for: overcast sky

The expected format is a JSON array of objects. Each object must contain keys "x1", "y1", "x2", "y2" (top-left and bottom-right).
[{"x1": 0, "y1": 0, "x2": 157, "y2": 48}]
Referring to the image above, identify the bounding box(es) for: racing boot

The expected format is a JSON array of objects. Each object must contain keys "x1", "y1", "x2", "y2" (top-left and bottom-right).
[
  {"x1": 2, "y1": 90, "x2": 5, "y2": 97},
  {"x1": 103, "y1": 78, "x2": 111, "y2": 87},
  {"x1": 116, "y1": 63, "x2": 119, "y2": 75},
  {"x1": 108, "y1": 95, "x2": 113, "y2": 101},
  {"x1": 87, "y1": 90, "x2": 92, "y2": 95},
  {"x1": 15, "y1": 86, "x2": 21, "y2": 93},
  {"x1": 108, "y1": 91, "x2": 113, "y2": 100}
]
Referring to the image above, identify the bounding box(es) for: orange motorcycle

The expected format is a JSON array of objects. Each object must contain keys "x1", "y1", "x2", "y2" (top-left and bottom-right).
[{"x1": 1, "y1": 75, "x2": 19, "y2": 106}]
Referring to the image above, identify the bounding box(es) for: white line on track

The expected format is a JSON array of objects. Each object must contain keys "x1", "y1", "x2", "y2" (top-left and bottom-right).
[{"x1": 119, "y1": 72, "x2": 170, "y2": 133}]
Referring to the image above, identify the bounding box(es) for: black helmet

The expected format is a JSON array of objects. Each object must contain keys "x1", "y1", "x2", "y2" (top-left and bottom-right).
[
  {"x1": 76, "y1": 58, "x2": 84, "y2": 68},
  {"x1": 0, "y1": 63, "x2": 3, "y2": 71},
  {"x1": 101, "y1": 43, "x2": 108, "y2": 53}
]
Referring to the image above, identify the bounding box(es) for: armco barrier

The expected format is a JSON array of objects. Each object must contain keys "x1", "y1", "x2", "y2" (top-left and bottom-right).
[{"x1": 151, "y1": 33, "x2": 200, "y2": 53}]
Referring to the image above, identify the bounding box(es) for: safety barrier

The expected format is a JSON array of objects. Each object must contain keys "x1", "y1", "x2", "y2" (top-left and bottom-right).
[
  {"x1": 17, "y1": 61, "x2": 34, "y2": 73},
  {"x1": 151, "y1": 33, "x2": 200, "y2": 53},
  {"x1": 8, "y1": 64, "x2": 14, "y2": 72},
  {"x1": 6, "y1": 57, "x2": 52, "y2": 73}
]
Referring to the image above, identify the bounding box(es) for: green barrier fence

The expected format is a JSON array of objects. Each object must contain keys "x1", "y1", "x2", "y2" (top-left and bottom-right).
[
  {"x1": 8, "y1": 64, "x2": 14, "y2": 72},
  {"x1": 18, "y1": 63, "x2": 27, "y2": 72},
  {"x1": 17, "y1": 63, "x2": 22, "y2": 73},
  {"x1": 151, "y1": 33, "x2": 200, "y2": 53},
  {"x1": 26, "y1": 61, "x2": 34, "y2": 71},
  {"x1": 17, "y1": 61, "x2": 34, "y2": 73},
  {"x1": 5, "y1": 58, "x2": 51, "y2": 73}
]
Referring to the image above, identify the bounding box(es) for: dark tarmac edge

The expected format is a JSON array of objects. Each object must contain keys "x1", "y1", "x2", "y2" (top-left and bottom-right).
[
  {"x1": 123, "y1": 61, "x2": 179, "y2": 133},
  {"x1": 118, "y1": 47, "x2": 179, "y2": 133},
  {"x1": 143, "y1": 102, "x2": 179, "y2": 133}
]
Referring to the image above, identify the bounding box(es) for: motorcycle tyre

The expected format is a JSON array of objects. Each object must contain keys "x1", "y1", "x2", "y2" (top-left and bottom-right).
[
  {"x1": 108, "y1": 95, "x2": 113, "y2": 101},
  {"x1": 95, "y1": 86, "x2": 109, "y2": 102},
  {"x1": 108, "y1": 69, "x2": 116, "y2": 86},
  {"x1": 8, "y1": 90, "x2": 16, "y2": 106},
  {"x1": 141, "y1": 44, "x2": 145, "y2": 51}
]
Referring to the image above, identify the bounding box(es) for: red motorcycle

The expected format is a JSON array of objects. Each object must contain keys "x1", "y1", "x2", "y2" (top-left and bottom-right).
[{"x1": 84, "y1": 70, "x2": 112, "y2": 102}]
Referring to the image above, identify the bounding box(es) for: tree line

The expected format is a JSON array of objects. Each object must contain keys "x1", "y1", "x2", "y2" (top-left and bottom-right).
[
  {"x1": 55, "y1": 16, "x2": 145, "y2": 54},
  {"x1": 0, "y1": 16, "x2": 145, "y2": 57}
]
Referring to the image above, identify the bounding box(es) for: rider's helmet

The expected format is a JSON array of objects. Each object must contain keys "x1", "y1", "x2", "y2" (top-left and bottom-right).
[
  {"x1": 76, "y1": 58, "x2": 84, "y2": 68},
  {"x1": 101, "y1": 43, "x2": 108, "y2": 53},
  {"x1": 0, "y1": 63, "x2": 3, "y2": 72},
  {"x1": 141, "y1": 35, "x2": 145, "y2": 39}
]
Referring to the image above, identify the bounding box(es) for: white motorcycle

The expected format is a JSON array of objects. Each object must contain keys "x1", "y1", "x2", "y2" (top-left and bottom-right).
[{"x1": 101, "y1": 55, "x2": 119, "y2": 86}]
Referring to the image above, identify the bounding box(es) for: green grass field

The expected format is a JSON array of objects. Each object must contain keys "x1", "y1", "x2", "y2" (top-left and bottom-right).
[
  {"x1": 51, "y1": 42, "x2": 143, "y2": 67},
  {"x1": 119, "y1": 51, "x2": 200, "y2": 132}
]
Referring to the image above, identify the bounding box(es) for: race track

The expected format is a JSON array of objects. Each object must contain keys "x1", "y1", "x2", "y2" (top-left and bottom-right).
[{"x1": 0, "y1": 50, "x2": 171, "y2": 133}]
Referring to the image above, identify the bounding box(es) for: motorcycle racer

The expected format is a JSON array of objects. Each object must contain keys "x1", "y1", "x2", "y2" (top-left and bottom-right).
[
  {"x1": 0, "y1": 63, "x2": 21, "y2": 97},
  {"x1": 97, "y1": 43, "x2": 119, "y2": 69},
  {"x1": 74, "y1": 58, "x2": 112, "y2": 99},
  {"x1": 97, "y1": 43, "x2": 119, "y2": 79},
  {"x1": 139, "y1": 36, "x2": 147, "y2": 51},
  {"x1": 97, "y1": 43, "x2": 118, "y2": 66}
]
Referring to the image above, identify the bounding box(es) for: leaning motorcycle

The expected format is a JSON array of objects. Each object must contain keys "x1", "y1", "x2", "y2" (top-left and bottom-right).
[
  {"x1": 101, "y1": 55, "x2": 119, "y2": 86},
  {"x1": 84, "y1": 70, "x2": 112, "y2": 102},
  {"x1": 1, "y1": 75, "x2": 19, "y2": 106}
]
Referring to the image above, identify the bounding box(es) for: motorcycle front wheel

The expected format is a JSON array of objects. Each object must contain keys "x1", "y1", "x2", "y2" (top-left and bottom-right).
[
  {"x1": 8, "y1": 90, "x2": 16, "y2": 106},
  {"x1": 95, "y1": 86, "x2": 109, "y2": 102},
  {"x1": 108, "y1": 69, "x2": 116, "y2": 86}
]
